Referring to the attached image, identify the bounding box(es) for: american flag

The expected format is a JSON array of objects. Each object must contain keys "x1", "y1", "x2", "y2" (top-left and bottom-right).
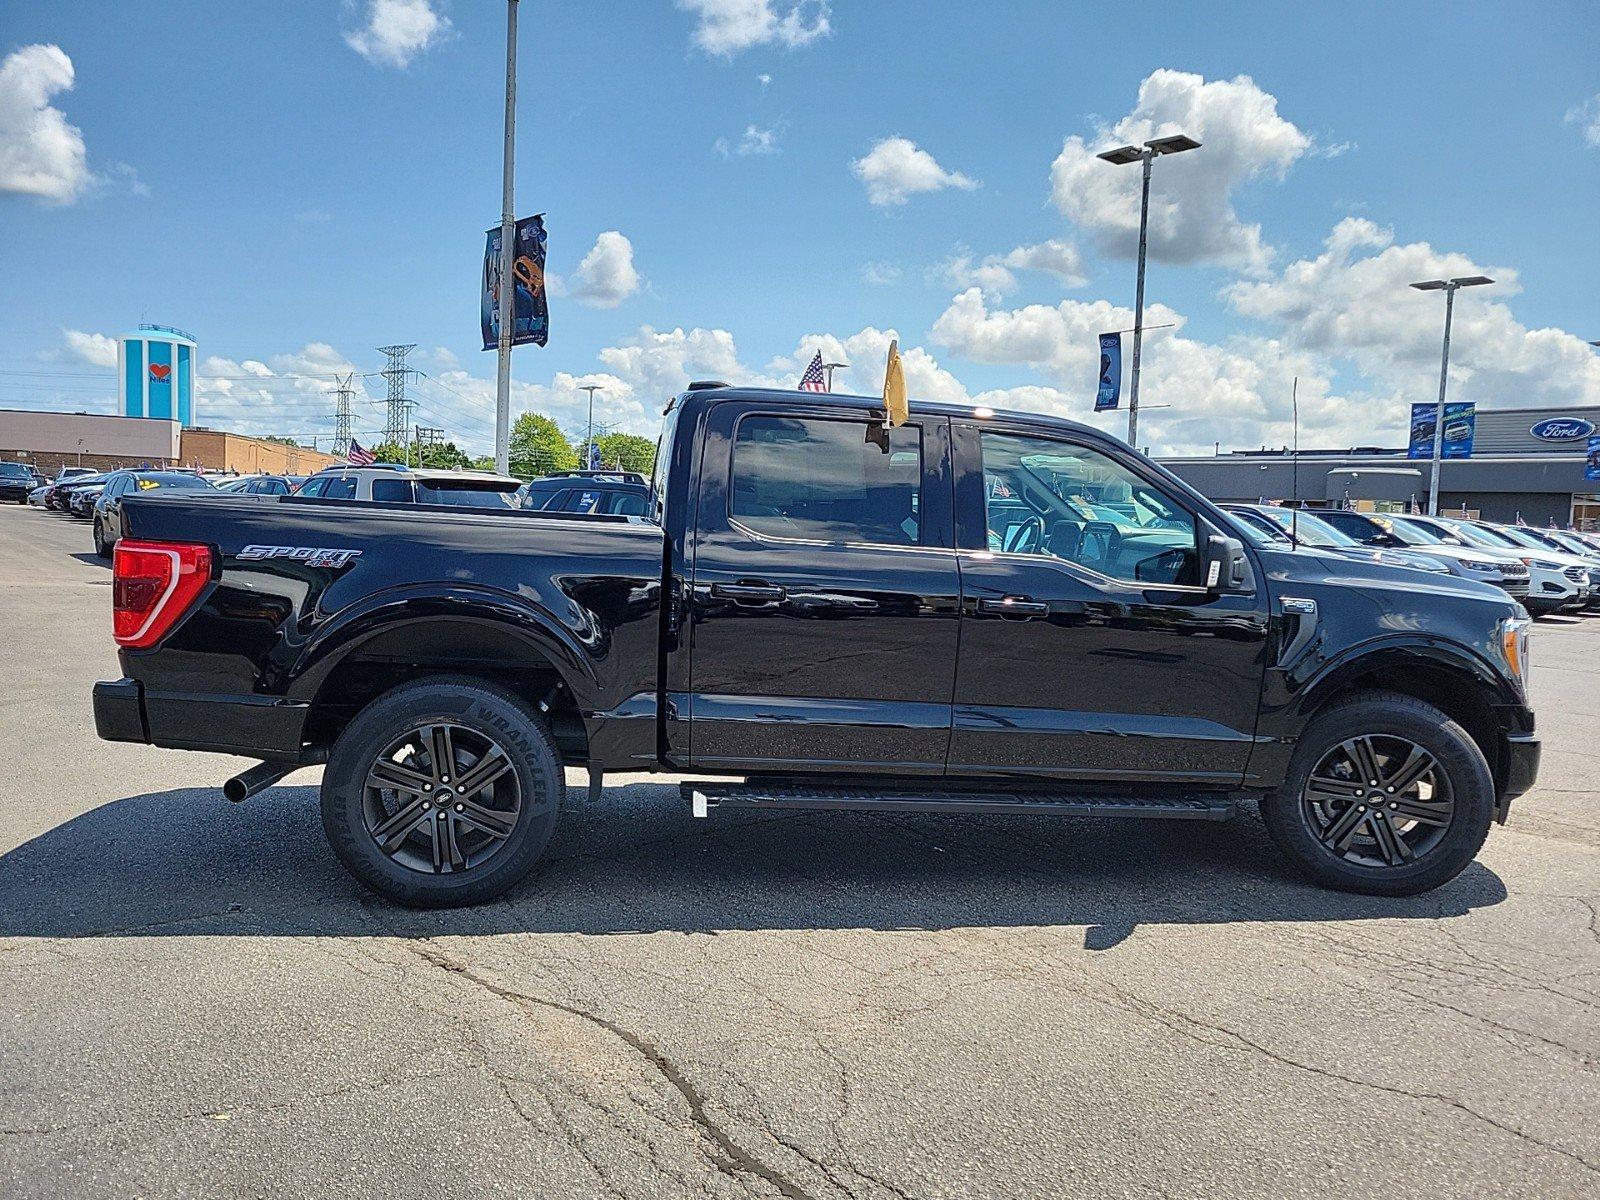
[
  {"x1": 798, "y1": 352, "x2": 828, "y2": 392},
  {"x1": 346, "y1": 439, "x2": 376, "y2": 466}
]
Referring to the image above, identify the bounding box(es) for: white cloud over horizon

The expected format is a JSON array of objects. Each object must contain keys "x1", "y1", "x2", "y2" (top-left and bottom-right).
[
  {"x1": 852, "y1": 137, "x2": 980, "y2": 207},
  {"x1": 1050, "y1": 69, "x2": 1312, "y2": 274},
  {"x1": 678, "y1": 0, "x2": 831, "y2": 56},
  {"x1": 0, "y1": 44, "x2": 91, "y2": 204},
  {"x1": 343, "y1": 0, "x2": 451, "y2": 69}
]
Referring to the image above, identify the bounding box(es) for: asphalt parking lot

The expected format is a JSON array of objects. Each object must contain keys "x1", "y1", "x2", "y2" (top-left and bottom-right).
[{"x1": 1, "y1": 503, "x2": 1596, "y2": 1199}]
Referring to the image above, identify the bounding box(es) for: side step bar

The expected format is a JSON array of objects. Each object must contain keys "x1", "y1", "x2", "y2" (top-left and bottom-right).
[{"x1": 682, "y1": 783, "x2": 1235, "y2": 821}]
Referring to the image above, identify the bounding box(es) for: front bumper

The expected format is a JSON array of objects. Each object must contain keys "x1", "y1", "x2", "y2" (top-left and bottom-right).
[
  {"x1": 93, "y1": 678, "x2": 311, "y2": 761},
  {"x1": 1497, "y1": 733, "x2": 1540, "y2": 823}
]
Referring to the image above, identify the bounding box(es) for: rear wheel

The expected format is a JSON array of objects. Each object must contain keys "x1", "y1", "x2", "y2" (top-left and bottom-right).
[
  {"x1": 320, "y1": 677, "x2": 563, "y2": 907},
  {"x1": 1261, "y1": 691, "x2": 1494, "y2": 896},
  {"x1": 92, "y1": 519, "x2": 111, "y2": 558}
]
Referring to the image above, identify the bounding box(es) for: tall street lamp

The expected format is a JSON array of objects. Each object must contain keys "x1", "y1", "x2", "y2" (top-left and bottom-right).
[
  {"x1": 1097, "y1": 132, "x2": 1201, "y2": 448},
  {"x1": 580, "y1": 384, "x2": 603, "y2": 468},
  {"x1": 1410, "y1": 275, "x2": 1494, "y2": 514}
]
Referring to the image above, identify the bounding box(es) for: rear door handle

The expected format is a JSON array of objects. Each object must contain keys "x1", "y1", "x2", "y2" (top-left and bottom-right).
[
  {"x1": 976, "y1": 595, "x2": 1050, "y2": 618},
  {"x1": 711, "y1": 581, "x2": 787, "y2": 603}
]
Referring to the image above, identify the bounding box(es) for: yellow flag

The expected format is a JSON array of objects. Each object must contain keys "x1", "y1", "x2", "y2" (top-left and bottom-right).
[{"x1": 883, "y1": 338, "x2": 908, "y2": 427}]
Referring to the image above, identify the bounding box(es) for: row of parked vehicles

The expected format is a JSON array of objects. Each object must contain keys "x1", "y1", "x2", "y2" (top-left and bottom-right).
[
  {"x1": 1223, "y1": 502, "x2": 1600, "y2": 617},
  {"x1": 19, "y1": 461, "x2": 650, "y2": 558}
]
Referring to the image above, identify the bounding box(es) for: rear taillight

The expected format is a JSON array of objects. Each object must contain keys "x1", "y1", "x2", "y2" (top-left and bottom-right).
[{"x1": 112, "y1": 539, "x2": 212, "y2": 648}]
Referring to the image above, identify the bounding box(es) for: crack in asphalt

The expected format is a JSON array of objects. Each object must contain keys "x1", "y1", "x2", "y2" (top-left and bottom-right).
[{"x1": 399, "y1": 939, "x2": 823, "y2": 1200}]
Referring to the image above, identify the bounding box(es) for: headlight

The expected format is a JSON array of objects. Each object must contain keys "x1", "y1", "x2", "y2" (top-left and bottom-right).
[
  {"x1": 1498, "y1": 616, "x2": 1532, "y2": 694},
  {"x1": 1462, "y1": 560, "x2": 1499, "y2": 573},
  {"x1": 1529, "y1": 559, "x2": 1563, "y2": 571}
]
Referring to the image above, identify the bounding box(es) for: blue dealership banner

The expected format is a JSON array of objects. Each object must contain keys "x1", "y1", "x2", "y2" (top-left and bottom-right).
[
  {"x1": 1587, "y1": 435, "x2": 1600, "y2": 482},
  {"x1": 1406, "y1": 401, "x2": 1475, "y2": 460},
  {"x1": 481, "y1": 214, "x2": 549, "y2": 350},
  {"x1": 1095, "y1": 332, "x2": 1121, "y2": 411}
]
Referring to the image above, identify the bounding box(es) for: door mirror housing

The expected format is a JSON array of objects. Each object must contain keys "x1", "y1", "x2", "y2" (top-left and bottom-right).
[{"x1": 1202, "y1": 534, "x2": 1252, "y2": 594}]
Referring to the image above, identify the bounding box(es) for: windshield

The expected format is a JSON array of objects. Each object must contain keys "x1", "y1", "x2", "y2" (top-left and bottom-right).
[
  {"x1": 0, "y1": 463, "x2": 31, "y2": 477},
  {"x1": 134, "y1": 473, "x2": 212, "y2": 490},
  {"x1": 1378, "y1": 516, "x2": 1448, "y2": 546},
  {"x1": 1492, "y1": 525, "x2": 1552, "y2": 551},
  {"x1": 1250, "y1": 507, "x2": 1358, "y2": 548},
  {"x1": 1547, "y1": 531, "x2": 1595, "y2": 556},
  {"x1": 415, "y1": 481, "x2": 518, "y2": 508},
  {"x1": 1441, "y1": 521, "x2": 1514, "y2": 550},
  {"x1": 649, "y1": 402, "x2": 680, "y2": 524}
]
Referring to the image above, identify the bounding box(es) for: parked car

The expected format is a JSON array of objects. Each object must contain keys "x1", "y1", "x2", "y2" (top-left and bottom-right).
[
  {"x1": 1424, "y1": 518, "x2": 1595, "y2": 615},
  {"x1": 95, "y1": 385, "x2": 1537, "y2": 907},
  {"x1": 27, "y1": 483, "x2": 52, "y2": 506},
  {"x1": 92, "y1": 470, "x2": 217, "y2": 557},
  {"x1": 1220, "y1": 504, "x2": 1451, "y2": 576},
  {"x1": 68, "y1": 481, "x2": 108, "y2": 518},
  {"x1": 518, "y1": 469, "x2": 651, "y2": 516},
  {"x1": 0, "y1": 461, "x2": 42, "y2": 503},
  {"x1": 294, "y1": 464, "x2": 521, "y2": 508},
  {"x1": 1318, "y1": 509, "x2": 1531, "y2": 603},
  {"x1": 217, "y1": 474, "x2": 306, "y2": 495},
  {"x1": 43, "y1": 467, "x2": 98, "y2": 511}
]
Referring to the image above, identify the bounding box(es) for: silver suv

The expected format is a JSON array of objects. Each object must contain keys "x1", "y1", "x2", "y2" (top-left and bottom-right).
[{"x1": 294, "y1": 465, "x2": 521, "y2": 509}]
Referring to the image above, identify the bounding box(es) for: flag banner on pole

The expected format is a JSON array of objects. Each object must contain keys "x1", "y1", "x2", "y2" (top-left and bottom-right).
[
  {"x1": 882, "y1": 339, "x2": 908, "y2": 428},
  {"x1": 1095, "y1": 333, "x2": 1121, "y2": 412},
  {"x1": 1586, "y1": 435, "x2": 1600, "y2": 482},
  {"x1": 347, "y1": 439, "x2": 376, "y2": 465},
  {"x1": 798, "y1": 352, "x2": 827, "y2": 392},
  {"x1": 481, "y1": 214, "x2": 549, "y2": 350},
  {"x1": 1407, "y1": 401, "x2": 1476, "y2": 460}
]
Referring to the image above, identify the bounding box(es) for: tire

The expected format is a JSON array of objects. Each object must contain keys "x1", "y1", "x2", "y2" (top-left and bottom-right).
[
  {"x1": 92, "y1": 520, "x2": 110, "y2": 558},
  {"x1": 1260, "y1": 690, "x2": 1494, "y2": 897},
  {"x1": 320, "y1": 676, "x2": 564, "y2": 907}
]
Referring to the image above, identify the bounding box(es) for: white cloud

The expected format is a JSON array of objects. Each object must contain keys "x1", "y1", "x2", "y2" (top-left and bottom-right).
[
  {"x1": 63, "y1": 329, "x2": 116, "y2": 367},
  {"x1": 679, "y1": 1, "x2": 831, "y2": 56},
  {"x1": 568, "y1": 231, "x2": 642, "y2": 309},
  {"x1": 860, "y1": 261, "x2": 903, "y2": 286},
  {"x1": 941, "y1": 239, "x2": 1087, "y2": 297},
  {"x1": 852, "y1": 136, "x2": 979, "y2": 207},
  {"x1": 0, "y1": 44, "x2": 90, "y2": 203},
  {"x1": 715, "y1": 124, "x2": 781, "y2": 157},
  {"x1": 344, "y1": 0, "x2": 450, "y2": 68},
  {"x1": 1049, "y1": 69, "x2": 1311, "y2": 274},
  {"x1": 770, "y1": 329, "x2": 970, "y2": 403},
  {"x1": 758, "y1": 73, "x2": 773, "y2": 88},
  {"x1": 1566, "y1": 94, "x2": 1600, "y2": 147},
  {"x1": 1227, "y1": 217, "x2": 1600, "y2": 411}
]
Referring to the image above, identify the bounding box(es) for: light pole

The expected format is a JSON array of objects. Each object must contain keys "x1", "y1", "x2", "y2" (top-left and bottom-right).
[
  {"x1": 580, "y1": 384, "x2": 602, "y2": 468},
  {"x1": 493, "y1": 0, "x2": 520, "y2": 477},
  {"x1": 1410, "y1": 275, "x2": 1493, "y2": 514},
  {"x1": 1096, "y1": 133, "x2": 1201, "y2": 448},
  {"x1": 822, "y1": 361, "x2": 849, "y2": 393}
]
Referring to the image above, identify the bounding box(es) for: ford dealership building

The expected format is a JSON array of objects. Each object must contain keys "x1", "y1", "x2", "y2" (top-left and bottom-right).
[{"x1": 1161, "y1": 405, "x2": 1600, "y2": 528}]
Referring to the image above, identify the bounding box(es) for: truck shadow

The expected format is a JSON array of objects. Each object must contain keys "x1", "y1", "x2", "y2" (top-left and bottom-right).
[{"x1": 0, "y1": 782, "x2": 1508, "y2": 950}]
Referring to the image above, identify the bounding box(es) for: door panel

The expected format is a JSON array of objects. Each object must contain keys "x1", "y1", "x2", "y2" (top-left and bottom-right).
[
  {"x1": 950, "y1": 423, "x2": 1269, "y2": 783},
  {"x1": 686, "y1": 403, "x2": 959, "y2": 773}
]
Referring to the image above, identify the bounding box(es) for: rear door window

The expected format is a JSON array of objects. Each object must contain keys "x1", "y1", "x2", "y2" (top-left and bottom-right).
[
  {"x1": 730, "y1": 415, "x2": 922, "y2": 546},
  {"x1": 371, "y1": 478, "x2": 415, "y2": 503},
  {"x1": 321, "y1": 476, "x2": 357, "y2": 500}
]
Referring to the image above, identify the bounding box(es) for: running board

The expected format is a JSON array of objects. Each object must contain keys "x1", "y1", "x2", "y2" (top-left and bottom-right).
[{"x1": 682, "y1": 783, "x2": 1235, "y2": 821}]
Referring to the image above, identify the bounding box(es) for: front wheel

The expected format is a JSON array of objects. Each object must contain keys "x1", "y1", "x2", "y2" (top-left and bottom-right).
[
  {"x1": 1260, "y1": 691, "x2": 1494, "y2": 896},
  {"x1": 320, "y1": 676, "x2": 564, "y2": 907}
]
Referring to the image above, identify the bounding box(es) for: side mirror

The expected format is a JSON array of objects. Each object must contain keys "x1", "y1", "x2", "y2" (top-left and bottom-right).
[{"x1": 1203, "y1": 534, "x2": 1252, "y2": 594}]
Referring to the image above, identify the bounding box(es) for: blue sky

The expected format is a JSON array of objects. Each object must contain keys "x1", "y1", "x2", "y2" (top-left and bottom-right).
[{"x1": 1, "y1": 0, "x2": 1597, "y2": 455}]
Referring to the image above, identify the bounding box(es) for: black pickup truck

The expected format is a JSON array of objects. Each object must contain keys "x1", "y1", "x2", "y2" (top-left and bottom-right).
[{"x1": 95, "y1": 384, "x2": 1539, "y2": 906}]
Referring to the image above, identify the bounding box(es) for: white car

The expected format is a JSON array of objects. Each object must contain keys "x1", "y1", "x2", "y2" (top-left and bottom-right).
[
  {"x1": 293, "y1": 464, "x2": 522, "y2": 509},
  {"x1": 1423, "y1": 516, "x2": 1591, "y2": 615}
]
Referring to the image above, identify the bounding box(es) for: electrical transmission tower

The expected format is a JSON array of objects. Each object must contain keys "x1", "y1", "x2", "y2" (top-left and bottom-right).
[
  {"x1": 332, "y1": 373, "x2": 356, "y2": 458},
  {"x1": 377, "y1": 344, "x2": 417, "y2": 449},
  {"x1": 412, "y1": 425, "x2": 445, "y2": 467}
]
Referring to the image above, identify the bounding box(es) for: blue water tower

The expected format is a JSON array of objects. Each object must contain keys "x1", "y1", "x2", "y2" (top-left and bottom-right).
[{"x1": 119, "y1": 324, "x2": 197, "y2": 425}]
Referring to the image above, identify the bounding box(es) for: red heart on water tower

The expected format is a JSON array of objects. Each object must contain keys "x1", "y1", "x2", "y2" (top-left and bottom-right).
[{"x1": 149, "y1": 363, "x2": 171, "y2": 381}]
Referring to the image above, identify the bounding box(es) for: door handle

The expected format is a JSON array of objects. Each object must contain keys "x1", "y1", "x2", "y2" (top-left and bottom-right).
[
  {"x1": 976, "y1": 595, "x2": 1050, "y2": 618},
  {"x1": 711, "y1": 581, "x2": 787, "y2": 603}
]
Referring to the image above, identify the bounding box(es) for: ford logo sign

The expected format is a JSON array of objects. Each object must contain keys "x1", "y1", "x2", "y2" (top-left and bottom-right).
[{"x1": 1531, "y1": 418, "x2": 1595, "y2": 441}]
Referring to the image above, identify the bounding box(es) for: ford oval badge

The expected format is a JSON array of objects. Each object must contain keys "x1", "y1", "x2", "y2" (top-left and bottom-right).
[{"x1": 1530, "y1": 417, "x2": 1596, "y2": 441}]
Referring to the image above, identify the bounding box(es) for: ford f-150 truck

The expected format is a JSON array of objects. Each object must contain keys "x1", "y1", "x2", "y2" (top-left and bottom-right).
[{"x1": 94, "y1": 384, "x2": 1539, "y2": 907}]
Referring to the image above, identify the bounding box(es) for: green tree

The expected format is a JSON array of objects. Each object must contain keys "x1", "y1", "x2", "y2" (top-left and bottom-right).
[
  {"x1": 588, "y1": 432, "x2": 656, "y2": 475},
  {"x1": 509, "y1": 412, "x2": 579, "y2": 477},
  {"x1": 416, "y1": 440, "x2": 473, "y2": 470},
  {"x1": 367, "y1": 440, "x2": 409, "y2": 465}
]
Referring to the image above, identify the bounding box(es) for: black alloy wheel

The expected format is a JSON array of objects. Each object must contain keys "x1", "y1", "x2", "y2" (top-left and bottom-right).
[
  {"x1": 1300, "y1": 734, "x2": 1453, "y2": 868},
  {"x1": 362, "y1": 722, "x2": 521, "y2": 875}
]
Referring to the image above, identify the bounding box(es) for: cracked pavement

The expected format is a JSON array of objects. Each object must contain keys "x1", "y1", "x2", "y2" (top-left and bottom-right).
[{"x1": 1, "y1": 508, "x2": 1596, "y2": 1198}]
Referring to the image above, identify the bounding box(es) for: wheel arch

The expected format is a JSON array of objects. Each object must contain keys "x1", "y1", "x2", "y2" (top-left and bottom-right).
[{"x1": 293, "y1": 589, "x2": 599, "y2": 762}]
